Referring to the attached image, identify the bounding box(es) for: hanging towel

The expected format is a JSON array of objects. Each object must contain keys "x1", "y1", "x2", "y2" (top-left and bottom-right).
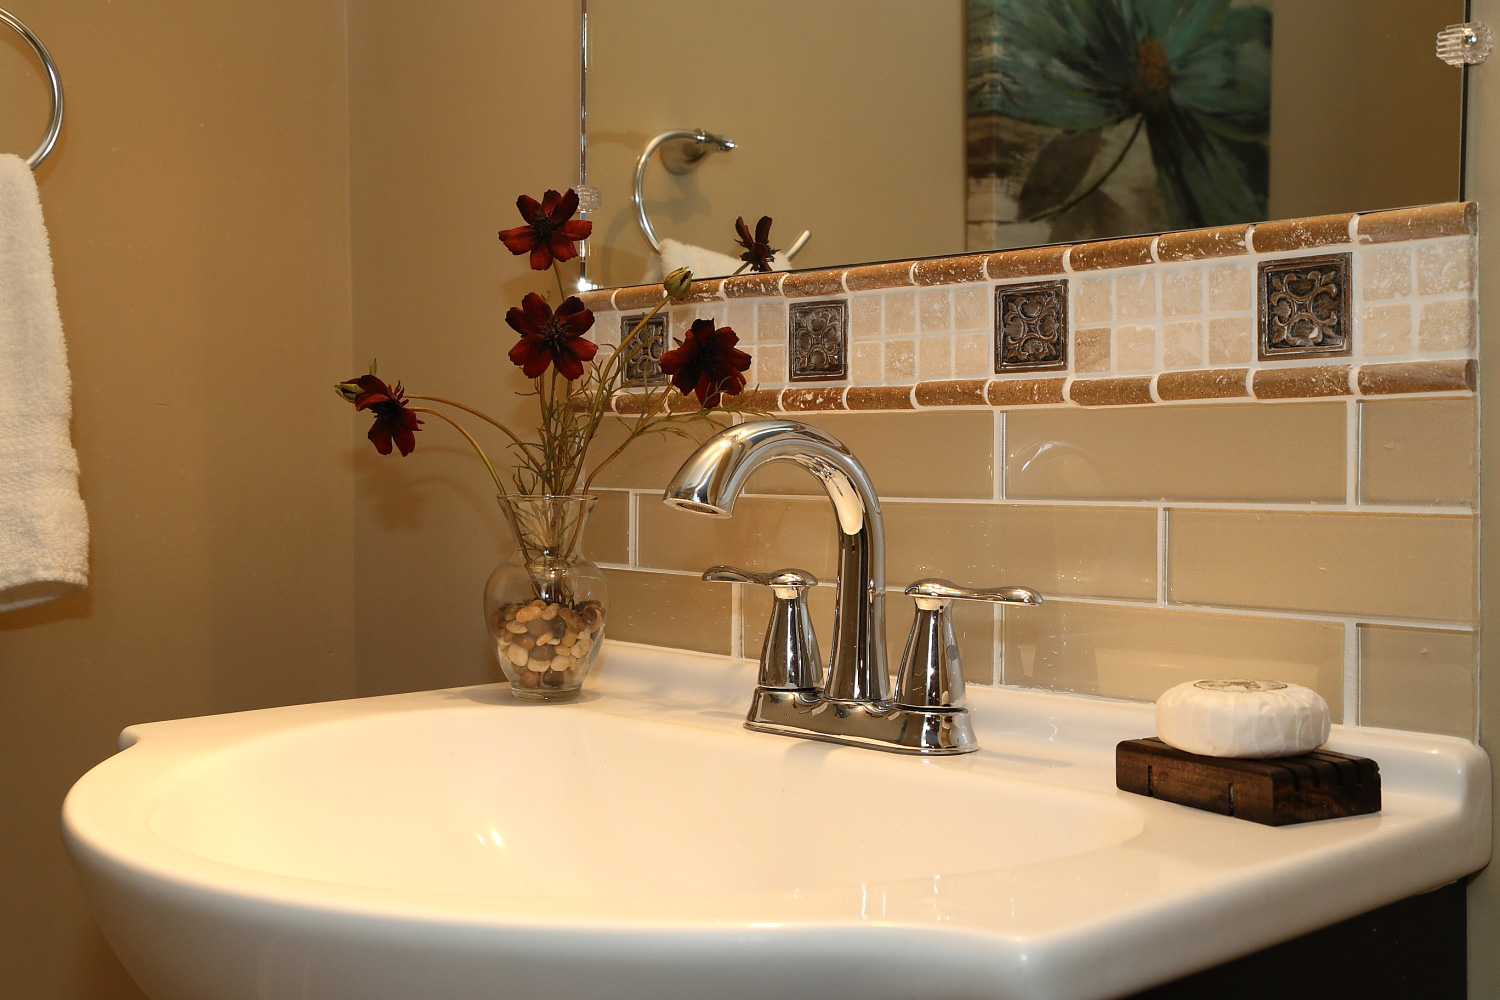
[
  {"x1": 641, "y1": 237, "x2": 790, "y2": 284},
  {"x1": 0, "y1": 153, "x2": 87, "y2": 611}
]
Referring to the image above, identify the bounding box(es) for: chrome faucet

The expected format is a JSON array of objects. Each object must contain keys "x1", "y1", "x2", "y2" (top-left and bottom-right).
[{"x1": 663, "y1": 419, "x2": 1043, "y2": 755}]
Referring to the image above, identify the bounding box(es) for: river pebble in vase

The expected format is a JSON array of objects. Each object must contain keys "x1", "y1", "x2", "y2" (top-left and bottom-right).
[{"x1": 492, "y1": 597, "x2": 605, "y2": 698}]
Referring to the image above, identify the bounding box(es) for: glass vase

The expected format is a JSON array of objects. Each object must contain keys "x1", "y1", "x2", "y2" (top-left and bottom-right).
[{"x1": 484, "y1": 494, "x2": 609, "y2": 703}]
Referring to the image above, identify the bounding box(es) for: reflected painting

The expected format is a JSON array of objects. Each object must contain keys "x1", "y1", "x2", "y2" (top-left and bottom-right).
[{"x1": 967, "y1": 0, "x2": 1273, "y2": 250}]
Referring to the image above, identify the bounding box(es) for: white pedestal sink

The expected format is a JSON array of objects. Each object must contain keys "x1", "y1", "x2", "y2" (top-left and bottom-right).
[{"x1": 63, "y1": 642, "x2": 1490, "y2": 1000}]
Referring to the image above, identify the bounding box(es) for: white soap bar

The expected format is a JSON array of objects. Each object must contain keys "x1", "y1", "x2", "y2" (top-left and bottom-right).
[{"x1": 1155, "y1": 679, "x2": 1330, "y2": 758}]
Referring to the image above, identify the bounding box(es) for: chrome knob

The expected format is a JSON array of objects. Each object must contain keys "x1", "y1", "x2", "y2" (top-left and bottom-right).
[
  {"x1": 702, "y1": 565, "x2": 822, "y2": 691},
  {"x1": 896, "y1": 579, "x2": 1043, "y2": 711}
]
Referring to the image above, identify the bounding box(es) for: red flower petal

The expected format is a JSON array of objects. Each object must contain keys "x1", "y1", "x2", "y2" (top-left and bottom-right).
[
  {"x1": 540, "y1": 189, "x2": 564, "y2": 216},
  {"x1": 558, "y1": 219, "x2": 593, "y2": 241},
  {"x1": 516, "y1": 194, "x2": 544, "y2": 226},
  {"x1": 509, "y1": 335, "x2": 553, "y2": 378},
  {"x1": 547, "y1": 231, "x2": 580, "y2": 263},
  {"x1": 498, "y1": 225, "x2": 540, "y2": 255}
]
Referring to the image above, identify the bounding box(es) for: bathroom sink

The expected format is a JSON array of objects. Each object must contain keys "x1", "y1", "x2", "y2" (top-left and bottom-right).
[{"x1": 64, "y1": 643, "x2": 1490, "y2": 1000}]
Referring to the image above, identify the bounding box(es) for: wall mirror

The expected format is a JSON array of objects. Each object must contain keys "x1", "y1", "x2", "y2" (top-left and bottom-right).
[{"x1": 580, "y1": 0, "x2": 1469, "y2": 290}]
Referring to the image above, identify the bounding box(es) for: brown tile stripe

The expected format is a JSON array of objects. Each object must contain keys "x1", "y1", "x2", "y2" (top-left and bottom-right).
[
  {"x1": 1154, "y1": 224, "x2": 1250, "y2": 262},
  {"x1": 844, "y1": 261, "x2": 915, "y2": 291},
  {"x1": 1356, "y1": 359, "x2": 1476, "y2": 395},
  {"x1": 1069, "y1": 376, "x2": 1154, "y2": 406},
  {"x1": 1157, "y1": 368, "x2": 1250, "y2": 401},
  {"x1": 722, "y1": 272, "x2": 783, "y2": 298},
  {"x1": 679, "y1": 277, "x2": 724, "y2": 303},
  {"x1": 987, "y1": 244, "x2": 1068, "y2": 279},
  {"x1": 781, "y1": 270, "x2": 847, "y2": 298},
  {"x1": 1067, "y1": 235, "x2": 1154, "y2": 271},
  {"x1": 1252, "y1": 365, "x2": 1352, "y2": 399},
  {"x1": 781, "y1": 386, "x2": 847, "y2": 411},
  {"x1": 1249, "y1": 214, "x2": 1353, "y2": 254},
  {"x1": 987, "y1": 376, "x2": 1067, "y2": 406},
  {"x1": 577, "y1": 288, "x2": 616, "y2": 311},
  {"x1": 914, "y1": 254, "x2": 988, "y2": 286},
  {"x1": 612, "y1": 284, "x2": 666, "y2": 311},
  {"x1": 915, "y1": 379, "x2": 989, "y2": 406},
  {"x1": 1357, "y1": 202, "x2": 1477, "y2": 244},
  {"x1": 846, "y1": 385, "x2": 915, "y2": 409},
  {"x1": 740, "y1": 388, "x2": 785, "y2": 411}
]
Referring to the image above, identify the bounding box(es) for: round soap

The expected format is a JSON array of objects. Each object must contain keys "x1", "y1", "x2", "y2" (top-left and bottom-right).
[{"x1": 1155, "y1": 679, "x2": 1330, "y2": 758}]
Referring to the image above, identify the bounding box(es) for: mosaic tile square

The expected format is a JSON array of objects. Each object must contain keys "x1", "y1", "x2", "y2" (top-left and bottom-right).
[
  {"x1": 995, "y1": 279, "x2": 1068, "y2": 373},
  {"x1": 1258, "y1": 253, "x2": 1352, "y2": 360}
]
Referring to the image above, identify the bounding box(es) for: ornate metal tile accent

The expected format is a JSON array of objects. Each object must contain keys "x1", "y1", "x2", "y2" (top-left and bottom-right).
[
  {"x1": 1258, "y1": 253, "x2": 1353, "y2": 360},
  {"x1": 620, "y1": 314, "x2": 668, "y2": 386},
  {"x1": 788, "y1": 299, "x2": 848, "y2": 381},
  {"x1": 994, "y1": 279, "x2": 1068, "y2": 372}
]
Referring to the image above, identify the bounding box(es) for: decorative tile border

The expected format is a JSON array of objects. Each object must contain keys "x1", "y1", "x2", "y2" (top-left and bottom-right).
[{"x1": 582, "y1": 202, "x2": 1478, "y2": 412}]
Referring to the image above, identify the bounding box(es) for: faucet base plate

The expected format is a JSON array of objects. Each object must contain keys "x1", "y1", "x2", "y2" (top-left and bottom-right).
[{"x1": 744, "y1": 687, "x2": 978, "y2": 755}]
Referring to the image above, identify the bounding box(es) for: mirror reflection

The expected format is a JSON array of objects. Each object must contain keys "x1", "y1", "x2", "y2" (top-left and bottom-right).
[{"x1": 582, "y1": 0, "x2": 1466, "y2": 288}]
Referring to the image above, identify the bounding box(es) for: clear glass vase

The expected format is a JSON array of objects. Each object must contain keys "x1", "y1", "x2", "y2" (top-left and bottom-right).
[{"x1": 484, "y1": 495, "x2": 609, "y2": 703}]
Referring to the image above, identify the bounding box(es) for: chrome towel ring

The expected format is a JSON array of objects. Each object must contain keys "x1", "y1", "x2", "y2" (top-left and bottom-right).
[{"x1": 0, "y1": 7, "x2": 62, "y2": 169}]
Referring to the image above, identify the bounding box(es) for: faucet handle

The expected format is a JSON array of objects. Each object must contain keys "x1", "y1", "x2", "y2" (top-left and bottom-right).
[
  {"x1": 904, "y1": 579, "x2": 1043, "y2": 607},
  {"x1": 702, "y1": 566, "x2": 822, "y2": 690},
  {"x1": 896, "y1": 580, "x2": 1043, "y2": 712}
]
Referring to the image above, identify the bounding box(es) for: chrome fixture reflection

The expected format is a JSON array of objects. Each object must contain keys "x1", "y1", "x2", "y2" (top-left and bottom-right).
[
  {"x1": 632, "y1": 129, "x2": 811, "y2": 261},
  {"x1": 0, "y1": 7, "x2": 64, "y2": 169},
  {"x1": 664, "y1": 419, "x2": 1042, "y2": 755}
]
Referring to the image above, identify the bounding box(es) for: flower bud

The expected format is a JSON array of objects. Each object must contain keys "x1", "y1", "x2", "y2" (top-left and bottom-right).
[
  {"x1": 663, "y1": 267, "x2": 693, "y2": 301},
  {"x1": 334, "y1": 381, "x2": 362, "y2": 403}
]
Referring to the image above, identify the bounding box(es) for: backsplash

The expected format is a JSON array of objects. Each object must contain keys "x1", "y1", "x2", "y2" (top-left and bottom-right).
[{"x1": 576, "y1": 203, "x2": 1479, "y2": 740}]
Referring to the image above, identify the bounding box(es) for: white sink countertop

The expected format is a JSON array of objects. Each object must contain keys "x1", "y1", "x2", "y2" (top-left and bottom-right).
[{"x1": 63, "y1": 641, "x2": 1491, "y2": 1000}]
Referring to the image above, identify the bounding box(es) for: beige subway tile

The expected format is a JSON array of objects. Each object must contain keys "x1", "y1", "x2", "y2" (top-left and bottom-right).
[
  {"x1": 849, "y1": 295, "x2": 882, "y2": 339},
  {"x1": 1415, "y1": 240, "x2": 1475, "y2": 295},
  {"x1": 1418, "y1": 299, "x2": 1475, "y2": 351},
  {"x1": 1168, "y1": 509, "x2": 1475, "y2": 622},
  {"x1": 1162, "y1": 320, "x2": 1203, "y2": 367},
  {"x1": 919, "y1": 336, "x2": 953, "y2": 378},
  {"x1": 1361, "y1": 247, "x2": 1412, "y2": 301},
  {"x1": 851, "y1": 341, "x2": 882, "y2": 383},
  {"x1": 1207, "y1": 315, "x2": 1252, "y2": 363},
  {"x1": 884, "y1": 503, "x2": 1158, "y2": 600},
  {"x1": 1356, "y1": 202, "x2": 1476, "y2": 243},
  {"x1": 1207, "y1": 263, "x2": 1252, "y2": 312},
  {"x1": 637, "y1": 495, "x2": 839, "y2": 579},
  {"x1": 1360, "y1": 397, "x2": 1476, "y2": 506},
  {"x1": 954, "y1": 332, "x2": 991, "y2": 377},
  {"x1": 885, "y1": 339, "x2": 917, "y2": 380},
  {"x1": 919, "y1": 289, "x2": 954, "y2": 332},
  {"x1": 1007, "y1": 401, "x2": 1345, "y2": 502},
  {"x1": 603, "y1": 568, "x2": 733, "y2": 655},
  {"x1": 1074, "y1": 327, "x2": 1111, "y2": 373},
  {"x1": 954, "y1": 284, "x2": 989, "y2": 331},
  {"x1": 1360, "y1": 304, "x2": 1412, "y2": 356},
  {"x1": 584, "y1": 490, "x2": 631, "y2": 565},
  {"x1": 588, "y1": 418, "x2": 711, "y2": 490},
  {"x1": 1116, "y1": 273, "x2": 1157, "y2": 321},
  {"x1": 1073, "y1": 277, "x2": 1113, "y2": 324},
  {"x1": 743, "y1": 584, "x2": 996, "y2": 685},
  {"x1": 1359, "y1": 625, "x2": 1476, "y2": 738},
  {"x1": 743, "y1": 410, "x2": 995, "y2": 499},
  {"x1": 1115, "y1": 325, "x2": 1156, "y2": 371},
  {"x1": 1004, "y1": 601, "x2": 1343, "y2": 715},
  {"x1": 885, "y1": 291, "x2": 917, "y2": 335},
  {"x1": 1160, "y1": 268, "x2": 1204, "y2": 317},
  {"x1": 757, "y1": 300, "x2": 787, "y2": 344}
]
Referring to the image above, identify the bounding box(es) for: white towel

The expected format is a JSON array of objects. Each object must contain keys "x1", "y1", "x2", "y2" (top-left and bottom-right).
[
  {"x1": 0, "y1": 153, "x2": 87, "y2": 611},
  {"x1": 642, "y1": 237, "x2": 791, "y2": 284}
]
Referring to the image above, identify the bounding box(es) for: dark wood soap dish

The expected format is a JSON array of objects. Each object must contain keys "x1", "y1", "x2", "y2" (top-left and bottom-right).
[{"x1": 1116, "y1": 737, "x2": 1381, "y2": 826}]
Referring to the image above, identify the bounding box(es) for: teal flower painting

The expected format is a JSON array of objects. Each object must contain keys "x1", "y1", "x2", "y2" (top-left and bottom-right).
[{"x1": 966, "y1": 0, "x2": 1271, "y2": 247}]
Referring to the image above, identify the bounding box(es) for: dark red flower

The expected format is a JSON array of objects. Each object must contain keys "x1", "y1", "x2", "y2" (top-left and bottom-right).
[
  {"x1": 347, "y1": 374, "x2": 422, "y2": 456},
  {"x1": 658, "y1": 319, "x2": 751, "y2": 408},
  {"x1": 506, "y1": 292, "x2": 598, "y2": 380},
  {"x1": 498, "y1": 189, "x2": 593, "y2": 270},
  {"x1": 734, "y1": 215, "x2": 777, "y2": 273}
]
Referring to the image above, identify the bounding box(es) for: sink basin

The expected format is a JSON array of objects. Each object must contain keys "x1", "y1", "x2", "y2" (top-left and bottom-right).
[{"x1": 64, "y1": 642, "x2": 1490, "y2": 1000}]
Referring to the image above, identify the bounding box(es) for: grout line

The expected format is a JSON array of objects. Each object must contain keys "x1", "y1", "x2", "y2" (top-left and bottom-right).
[
  {"x1": 1346, "y1": 397, "x2": 1361, "y2": 505},
  {"x1": 627, "y1": 491, "x2": 640, "y2": 567},
  {"x1": 730, "y1": 583, "x2": 744, "y2": 660},
  {"x1": 1343, "y1": 621, "x2": 1360, "y2": 726},
  {"x1": 734, "y1": 491, "x2": 1476, "y2": 516},
  {"x1": 993, "y1": 604, "x2": 1006, "y2": 686},
  {"x1": 994, "y1": 410, "x2": 1006, "y2": 500},
  {"x1": 1022, "y1": 592, "x2": 1477, "y2": 631},
  {"x1": 1156, "y1": 507, "x2": 1169, "y2": 605}
]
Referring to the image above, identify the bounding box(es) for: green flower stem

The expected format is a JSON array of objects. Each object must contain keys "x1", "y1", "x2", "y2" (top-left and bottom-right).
[
  {"x1": 407, "y1": 406, "x2": 508, "y2": 499},
  {"x1": 570, "y1": 293, "x2": 673, "y2": 494},
  {"x1": 406, "y1": 394, "x2": 541, "y2": 469}
]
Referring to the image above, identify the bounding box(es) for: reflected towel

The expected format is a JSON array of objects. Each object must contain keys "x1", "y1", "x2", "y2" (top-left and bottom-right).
[
  {"x1": 642, "y1": 237, "x2": 789, "y2": 284},
  {"x1": 0, "y1": 153, "x2": 88, "y2": 611}
]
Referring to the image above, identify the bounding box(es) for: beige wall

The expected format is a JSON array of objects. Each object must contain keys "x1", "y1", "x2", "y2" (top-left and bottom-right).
[
  {"x1": 0, "y1": 3, "x2": 356, "y2": 998},
  {"x1": 348, "y1": 2, "x2": 581, "y2": 697},
  {"x1": 585, "y1": 0, "x2": 967, "y2": 286}
]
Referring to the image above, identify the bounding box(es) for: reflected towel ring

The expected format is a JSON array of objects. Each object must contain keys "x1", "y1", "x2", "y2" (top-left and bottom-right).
[
  {"x1": 633, "y1": 128, "x2": 810, "y2": 261},
  {"x1": 0, "y1": 7, "x2": 62, "y2": 169}
]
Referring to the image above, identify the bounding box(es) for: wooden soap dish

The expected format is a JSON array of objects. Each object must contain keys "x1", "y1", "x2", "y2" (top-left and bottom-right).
[{"x1": 1116, "y1": 737, "x2": 1381, "y2": 826}]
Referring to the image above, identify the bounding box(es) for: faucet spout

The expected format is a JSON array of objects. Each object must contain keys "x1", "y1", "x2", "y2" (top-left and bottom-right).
[{"x1": 663, "y1": 419, "x2": 888, "y2": 703}]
